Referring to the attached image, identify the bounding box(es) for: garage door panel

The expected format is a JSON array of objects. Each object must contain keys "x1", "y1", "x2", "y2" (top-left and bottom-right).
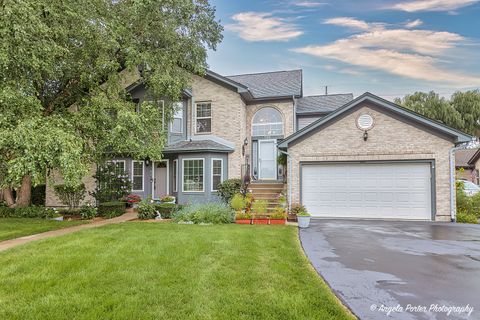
[{"x1": 301, "y1": 162, "x2": 432, "y2": 220}]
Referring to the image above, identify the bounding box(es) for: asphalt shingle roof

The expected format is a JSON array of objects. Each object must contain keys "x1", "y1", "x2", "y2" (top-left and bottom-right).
[
  {"x1": 163, "y1": 140, "x2": 234, "y2": 154},
  {"x1": 226, "y1": 70, "x2": 302, "y2": 99},
  {"x1": 296, "y1": 94, "x2": 353, "y2": 114},
  {"x1": 455, "y1": 148, "x2": 479, "y2": 167}
]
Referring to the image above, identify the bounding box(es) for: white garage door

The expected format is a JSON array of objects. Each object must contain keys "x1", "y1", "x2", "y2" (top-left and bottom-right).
[{"x1": 301, "y1": 162, "x2": 432, "y2": 220}]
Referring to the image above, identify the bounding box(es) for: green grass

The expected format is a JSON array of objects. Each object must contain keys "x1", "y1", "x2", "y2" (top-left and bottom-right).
[
  {"x1": 0, "y1": 223, "x2": 354, "y2": 320},
  {"x1": 0, "y1": 218, "x2": 87, "y2": 241}
]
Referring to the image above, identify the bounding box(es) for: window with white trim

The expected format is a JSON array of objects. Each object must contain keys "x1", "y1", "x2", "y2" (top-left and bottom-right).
[
  {"x1": 108, "y1": 160, "x2": 126, "y2": 176},
  {"x1": 171, "y1": 102, "x2": 183, "y2": 133},
  {"x1": 211, "y1": 159, "x2": 223, "y2": 191},
  {"x1": 182, "y1": 159, "x2": 204, "y2": 192},
  {"x1": 173, "y1": 160, "x2": 178, "y2": 192},
  {"x1": 195, "y1": 102, "x2": 212, "y2": 134},
  {"x1": 132, "y1": 161, "x2": 144, "y2": 191},
  {"x1": 252, "y1": 107, "x2": 283, "y2": 136}
]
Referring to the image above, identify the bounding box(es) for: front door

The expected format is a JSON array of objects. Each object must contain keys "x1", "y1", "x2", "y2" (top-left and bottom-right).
[
  {"x1": 152, "y1": 161, "x2": 168, "y2": 199},
  {"x1": 258, "y1": 140, "x2": 277, "y2": 180}
]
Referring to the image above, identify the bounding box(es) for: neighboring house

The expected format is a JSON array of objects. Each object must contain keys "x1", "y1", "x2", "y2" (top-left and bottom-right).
[
  {"x1": 46, "y1": 69, "x2": 474, "y2": 222},
  {"x1": 456, "y1": 148, "x2": 480, "y2": 184}
]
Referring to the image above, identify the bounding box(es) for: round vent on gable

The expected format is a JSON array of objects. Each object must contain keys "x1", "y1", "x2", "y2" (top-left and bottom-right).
[{"x1": 356, "y1": 114, "x2": 374, "y2": 131}]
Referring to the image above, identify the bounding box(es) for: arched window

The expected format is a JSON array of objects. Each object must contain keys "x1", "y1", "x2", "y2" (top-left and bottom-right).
[{"x1": 252, "y1": 107, "x2": 283, "y2": 136}]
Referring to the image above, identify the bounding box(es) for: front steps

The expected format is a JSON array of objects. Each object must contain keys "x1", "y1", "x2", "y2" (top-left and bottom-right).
[{"x1": 247, "y1": 181, "x2": 285, "y2": 213}]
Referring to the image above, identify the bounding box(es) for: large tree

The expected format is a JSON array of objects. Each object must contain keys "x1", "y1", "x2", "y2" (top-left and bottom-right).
[
  {"x1": 395, "y1": 91, "x2": 480, "y2": 136},
  {"x1": 0, "y1": 0, "x2": 223, "y2": 207}
]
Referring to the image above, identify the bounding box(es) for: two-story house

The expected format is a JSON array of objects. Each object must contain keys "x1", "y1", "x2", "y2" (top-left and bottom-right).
[{"x1": 46, "y1": 68, "x2": 473, "y2": 222}]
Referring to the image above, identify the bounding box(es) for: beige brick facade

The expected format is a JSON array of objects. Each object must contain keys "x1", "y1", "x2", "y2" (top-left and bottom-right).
[
  {"x1": 46, "y1": 164, "x2": 97, "y2": 208},
  {"x1": 287, "y1": 104, "x2": 454, "y2": 221},
  {"x1": 188, "y1": 75, "x2": 247, "y2": 179}
]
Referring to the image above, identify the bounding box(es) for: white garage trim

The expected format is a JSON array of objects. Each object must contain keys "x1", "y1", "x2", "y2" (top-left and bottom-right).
[{"x1": 300, "y1": 160, "x2": 436, "y2": 220}]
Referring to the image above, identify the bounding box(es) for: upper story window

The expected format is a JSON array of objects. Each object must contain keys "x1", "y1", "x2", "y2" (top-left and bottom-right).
[
  {"x1": 171, "y1": 102, "x2": 183, "y2": 134},
  {"x1": 252, "y1": 107, "x2": 283, "y2": 136},
  {"x1": 195, "y1": 102, "x2": 212, "y2": 134}
]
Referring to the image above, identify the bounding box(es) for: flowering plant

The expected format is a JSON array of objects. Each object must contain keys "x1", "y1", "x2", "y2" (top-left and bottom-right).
[
  {"x1": 125, "y1": 194, "x2": 141, "y2": 204},
  {"x1": 161, "y1": 195, "x2": 175, "y2": 203}
]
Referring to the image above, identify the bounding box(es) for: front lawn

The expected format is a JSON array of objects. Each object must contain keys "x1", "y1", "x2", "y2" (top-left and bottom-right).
[
  {"x1": 0, "y1": 223, "x2": 353, "y2": 320},
  {"x1": 0, "y1": 218, "x2": 87, "y2": 242}
]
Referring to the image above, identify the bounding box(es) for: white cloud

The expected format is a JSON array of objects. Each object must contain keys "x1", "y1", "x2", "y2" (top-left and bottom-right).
[
  {"x1": 292, "y1": 19, "x2": 478, "y2": 86},
  {"x1": 324, "y1": 17, "x2": 370, "y2": 30},
  {"x1": 293, "y1": 1, "x2": 327, "y2": 7},
  {"x1": 225, "y1": 12, "x2": 303, "y2": 42},
  {"x1": 391, "y1": 0, "x2": 479, "y2": 12},
  {"x1": 405, "y1": 19, "x2": 423, "y2": 28}
]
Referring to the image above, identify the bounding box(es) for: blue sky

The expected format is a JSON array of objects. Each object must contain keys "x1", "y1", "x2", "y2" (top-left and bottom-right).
[{"x1": 207, "y1": 0, "x2": 480, "y2": 100}]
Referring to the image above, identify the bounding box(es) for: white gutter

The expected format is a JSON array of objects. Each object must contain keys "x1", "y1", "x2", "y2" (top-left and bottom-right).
[
  {"x1": 279, "y1": 149, "x2": 292, "y2": 211},
  {"x1": 292, "y1": 95, "x2": 297, "y2": 132},
  {"x1": 449, "y1": 138, "x2": 479, "y2": 222}
]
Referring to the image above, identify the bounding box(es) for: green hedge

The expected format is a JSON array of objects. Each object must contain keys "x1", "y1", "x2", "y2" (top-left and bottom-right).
[
  {"x1": 98, "y1": 201, "x2": 125, "y2": 218},
  {"x1": 173, "y1": 203, "x2": 234, "y2": 224},
  {"x1": 0, "y1": 206, "x2": 55, "y2": 219},
  {"x1": 155, "y1": 203, "x2": 183, "y2": 219}
]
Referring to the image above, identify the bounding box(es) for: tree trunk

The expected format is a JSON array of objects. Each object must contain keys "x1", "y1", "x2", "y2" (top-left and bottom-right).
[
  {"x1": 3, "y1": 188, "x2": 15, "y2": 207},
  {"x1": 15, "y1": 175, "x2": 32, "y2": 207}
]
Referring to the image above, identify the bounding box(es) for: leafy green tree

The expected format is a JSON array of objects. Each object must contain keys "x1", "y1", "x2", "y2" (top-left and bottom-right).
[
  {"x1": 0, "y1": 0, "x2": 222, "y2": 207},
  {"x1": 395, "y1": 90, "x2": 480, "y2": 136}
]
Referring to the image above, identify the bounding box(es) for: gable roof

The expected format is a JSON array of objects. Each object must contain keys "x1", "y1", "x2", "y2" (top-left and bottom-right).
[
  {"x1": 456, "y1": 149, "x2": 478, "y2": 167},
  {"x1": 163, "y1": 139, "x2": 234, "y2": 154},
  {"x1": 296, "y1": 94, "x2": 353, "y2": 114},
  {"x1": 468, "y1": 149, "x2": 480, "y2": 165},
  {"x1": 279, "y1": 92, "x2": 473, "y2": 149},
  {"x1": 226, "y1": 70, "x2": 302, "y2": 99}
]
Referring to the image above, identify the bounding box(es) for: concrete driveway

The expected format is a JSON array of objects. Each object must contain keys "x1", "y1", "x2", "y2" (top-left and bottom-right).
[{"x1": 300, "y1": 220, "x2": 480, "y2": 320}]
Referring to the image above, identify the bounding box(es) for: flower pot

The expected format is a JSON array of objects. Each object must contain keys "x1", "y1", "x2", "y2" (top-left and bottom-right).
[
  {"x1": 235, "y1": 219, "x2": 251, "y2": 225},
  {"x1": 287, "y1": 213, "x2": 297, "y2": 222},
  {"x1": 253, "y1": 218, "x2": 269, "y2": 225},
  {"x1": 270, "y1": 219, "x2": 286, "y2": 225},
  {"x1": 297, "y1": 216, "x2": 311, "y2": 228},
  {"x1": 132, "y1": 203, "x2": 139, "y2": 209}
]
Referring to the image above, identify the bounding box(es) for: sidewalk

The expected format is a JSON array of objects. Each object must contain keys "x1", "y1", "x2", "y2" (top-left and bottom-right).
[{"x1": 0, "y1": 209, "x2": 137, "y2": 252}]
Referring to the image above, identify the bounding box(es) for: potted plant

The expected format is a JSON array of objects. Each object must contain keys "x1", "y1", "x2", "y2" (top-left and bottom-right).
[
  {"x1": 270, "y1": 207, "x2": 287, "y2": 225},
  {"x1": 231, "y1": 193, "x2": 250, "y2": 224},
  {"x1": 289, "y1": 203, "x2": 306, "y2": 222},
  {"x1": 297, "y1": 209, "x2": 311, "y2": 228},
  {"x1": 161, "y1": 195, "x2": 176, "y2": 204},
  {"x1": 125, "y1": 194, "x2": 141, "y2": 208},
  {"x1": 252, "y1": 200, "x2": 269, "y2": 224}
]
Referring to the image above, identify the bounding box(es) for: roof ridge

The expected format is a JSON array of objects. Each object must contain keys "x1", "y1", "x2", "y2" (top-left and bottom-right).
[
  {"x1": 226, "y1": 69, "x2": 302, "y2": 78},
  {"x1": 301, "y1": 93, "x2": 353, "y2": 98}
]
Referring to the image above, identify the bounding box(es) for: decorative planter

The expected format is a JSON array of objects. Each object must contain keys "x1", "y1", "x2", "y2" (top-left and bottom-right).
[
  {"x1": 297, "y1": 216, "x2": 311, "y2": 228},
  {"x1": 235, "y1": 219, "x2": 252, "y2": 225},
  {"x1": 48, "y1": 216, "x2": 64, "y2": 221},
  {"x1": 132, "y1": 203, "x2": 139, "y2": 209},
  {"x1": 270, "y1": 219, "x2": 286, "y2": 225},
  {"x1": 253, "y1": 218, "x2": 269, "y2": 225},
  {"x1": 287, "y1": 213, "x2": 297, "y2": 222}
]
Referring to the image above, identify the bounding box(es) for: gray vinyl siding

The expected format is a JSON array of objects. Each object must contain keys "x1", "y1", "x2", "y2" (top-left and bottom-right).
[{"x1": 297, "y1": 115, "x2": 322, "y2": 130}]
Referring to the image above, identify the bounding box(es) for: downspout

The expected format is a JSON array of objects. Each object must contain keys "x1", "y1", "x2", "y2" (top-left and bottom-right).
[
  {"x1": 449, "y1": 139, "x2": 479, "y2": 222},
  {"x1": 279, "y1": 149, "x2": 292, "y2": 211},
  {"x1": 292, "y1": 95, "x2": 297, "y2": 132}
]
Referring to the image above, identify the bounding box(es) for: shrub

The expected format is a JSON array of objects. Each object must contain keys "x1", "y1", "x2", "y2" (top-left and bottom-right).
[
  {"x1": 290, "y1": 203, "x2": 307, "y2": 215},
  {"x1": 137, "y1": 199, "x2": 156, "y2": 220},
  {"x1": 217, "y1": 179, "x2": 242, "y2": 204},
  {"x1": 230, "y1": 193, "x2": 246, "y2": 211},
  {"x1": 252, "y1": 200, "x2": 268, "y2": 215},
  {"x1": 235, "y1": 212, "x2": 252, "y2": 220},
  {"x1": 154, "y1": 203, "x2": 182, "y2": 219},
  {"x1": 0, "y1": 206, "x2": 55, "y2": 219},
  {"x1": 161, "y1": 195, "x2": 175, "y2": 203},
  {"x1": 457, "y1": 210, "x2": 478, "y2": 224},
  {"x1": 92, "y1": 163, "x2": 131, "y2": 203},
  {"x1": 98, "y1": 201, "x2": 125, "y2": 218},
  {"x1": 173, "y1": 203, "x2": 234, "y2": 224},
  {"x1": 31, "y1": 184, "x2": 46, "y2": 205},
  {"x1": 79, "y1": 203, "x2": 97, "y2": 220},
  {"x1": 271, "y1": 207, "x2": 287, "y2": 219},
  {"x1": 54, "y1": 184, "x2": 86, "y2": 209}
]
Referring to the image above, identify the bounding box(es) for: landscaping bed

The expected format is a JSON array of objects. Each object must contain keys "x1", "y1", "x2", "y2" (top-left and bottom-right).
[{"x1": 0, "y1": 223, "x2": 353, "y2": 319}]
